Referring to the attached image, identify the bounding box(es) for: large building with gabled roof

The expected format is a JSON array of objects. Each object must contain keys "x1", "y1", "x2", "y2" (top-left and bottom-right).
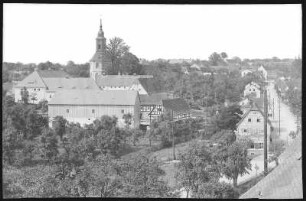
[
  {"x1": 14, "y1": 70, "x2": 99, "y2": 104},
  {"x1": 48, "y1": 89, "x2": 140, "y2": 128}
]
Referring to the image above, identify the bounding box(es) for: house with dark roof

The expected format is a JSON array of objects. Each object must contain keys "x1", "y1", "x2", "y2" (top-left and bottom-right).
[
  {"x1": 139, "y1": 92, "x2": 172, "y2": 128},
  {"x1": 14, "y1": 70, "x2": 99, "y2": 104},
  {"x1": 235, "y1": 103, "x2": 274, "y2": 156},
  {"x1": 162, "y1": 98, "x2": 191, "y2": 121},
  {"x1": 48, "y1": 89, "x2": 140, "y2": 128},
  {"x1": 240, "y1": 133, "x2": 302, "y2": 199}
]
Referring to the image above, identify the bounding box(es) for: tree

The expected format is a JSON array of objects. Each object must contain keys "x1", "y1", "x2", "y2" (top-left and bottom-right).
[
  {"x1": 36, "y1": 100, "x2": 48, "y2": 113},
  {"x1": 106, "y1": 37, "x2": 130, "y2": 74},
  {"x1": 20, "y1": 87, "x2": 29, "y2": 104},
  {"x1": 53, "y1": 116, "x2": 68, "y2": 141},
  {"x1": 215, "y1": 105, "x2": 243, "y2": 131},
  {"x1": 96, "y1": 127, "x2": 124, "y2": 157},
  {"x1": 213, "y1": 141, "x2": 251, "y2": 187},
  {"x1": 120, "y1": 154, "x2": 172, "y2": 197},
  {"x1": 208, "y1": 52, "x2": 223, "y2": 66},
  {"x1": 220, "y1": 52, "x2": 228, "y2": 60},
  {"x1": 175, "y1": 142, "x2": 220, "y2": 197},
  {"x1": 209, "y1": 130, "x2": 236, "y2": 146},
  {"x1": 39, "y1": 128, "x2": 59, "y2": 163},
  {"x1": 194, "y1": 181, "x2": 238, "y2": 198}
]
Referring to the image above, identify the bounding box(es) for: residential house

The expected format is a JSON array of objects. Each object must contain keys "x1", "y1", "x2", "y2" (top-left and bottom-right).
[
  {"x1": 241, "y1": 69, "x2": 253, "y2": 77},
  {"x1": 162, "y1": 98, "x2": 191, "y2": 121},
  {"x1": 48, "y1": 89, "x2": 140, "y2": 128},
  {"x1": 139, "y1": 92, "x2": 172, "y2": 129},
  {"x1": 258, "y1": 65, "x2": 268, "y2": 80},
  {"x1": 190, "y1": 63, "x2": 201, "y2": 71},
  {"x1": 235, "y1": 103, "x2": 273, "y2": 156},
  {"x1": 243, "y1": 82, "x2": 261, "y2": 98},
  {"x1": 13, "y1": 70, "x2": 72, "y2": 103}
]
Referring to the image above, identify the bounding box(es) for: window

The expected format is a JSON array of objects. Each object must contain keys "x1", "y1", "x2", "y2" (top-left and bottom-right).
[
  {"x1": 92, "y1": 109, "x2": 95, "y2": 113},
  {"x1": 66, "y1": 109, "x2": 69, "y2": 113},
  {"x1": 34, "y1": 88, "x2": 36, "y2": 91},
  {"x1": 121, "y1": 109, "x2": 124, "y2": 114},
  {"x1": 38, "y1": 88, "x2": 40, "y2": 91},
  {"x1": 49, "y1": 95, "x2": 52, "y2": 98},
  {"x1": 98, "y1": 44, "x2": 101, "y2": 49},
  {"x1": 257, "y1": 118, "x2": 261, "y2": 122},
  {"x1": 248, "y1": 118, "x2": 251, "y2": 122},
  {"x1": 250, "y1": 143, "x2": 254, "y2": 148},
  {"x1": 244, "y1": 129, "x2": 247, "y2": 133}
]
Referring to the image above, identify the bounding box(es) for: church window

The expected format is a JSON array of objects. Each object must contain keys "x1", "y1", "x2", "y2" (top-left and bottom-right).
[{"x1": 98, "y1": 44, "x2": 101, "y2": 49}]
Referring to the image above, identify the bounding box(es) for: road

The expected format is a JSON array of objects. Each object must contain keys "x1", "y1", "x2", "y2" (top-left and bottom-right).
[
  {"x1": 176, "y1": 81, "x2": 299, "y2": 197},
  {"x1": 218, "y1": 81, "x2": 298, "y2": 188},
  {"x1": 266, "y1": 81, "x2": 297, "y2": 146}
]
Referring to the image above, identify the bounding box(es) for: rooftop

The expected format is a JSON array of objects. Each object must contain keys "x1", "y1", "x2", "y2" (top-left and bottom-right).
[
  {"x1": 240, "y1": 133, "x2": 302, "y2": 199},
  {"x1": 49, "y1": 89, "x2": 138, "y2": 106},
  {"x1": 43, "y1": 77, "x2": 99, "y2": 91},
  {"x1": 162, "y1": 98, "x2": 190, "y2": 113},
  {"x1": 37, "y1": 70, "x2": 70, "y2": 78},
  {"x1": 139, "y1": 92, "x2": 170, "y2": 105}
]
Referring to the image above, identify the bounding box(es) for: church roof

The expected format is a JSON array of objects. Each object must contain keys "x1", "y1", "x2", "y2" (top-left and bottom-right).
[
  {"x1": 95, "y1": 76, "x2": 139, "y2": 87},
  {"x1": 139, "y1": 92, "x2": 170, "y2": 105},
  {"x1": 37, "y1": 70, "x2": 70, "y2": 78},
  {"x1": 49, "y1": 89, "x2": 138, "y2": 106},
  {"x1": 43, "y1": 78, "x2": 99, "y2": 91},
  {"x1": 162, "y1": 98, "x2": 190, "y2": 113}
]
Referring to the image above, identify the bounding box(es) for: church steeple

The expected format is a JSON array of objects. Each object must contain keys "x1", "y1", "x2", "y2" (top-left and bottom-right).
[{"x1": 90, "y1": 19, "x2": 111, "y2": 79}]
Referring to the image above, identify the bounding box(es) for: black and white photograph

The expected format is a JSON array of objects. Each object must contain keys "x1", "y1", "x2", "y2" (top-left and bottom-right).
[{"x1": 2, "y1": 3, "x2": 302, "y2": 199}]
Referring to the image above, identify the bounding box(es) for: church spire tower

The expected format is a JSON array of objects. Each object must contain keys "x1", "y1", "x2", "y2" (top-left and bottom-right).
[{"x1": 90, "y1": 19, "x2": 111, "y2": 80}]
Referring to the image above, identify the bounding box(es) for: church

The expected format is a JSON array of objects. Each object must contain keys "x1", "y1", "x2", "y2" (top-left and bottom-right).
[{"x1": 14, "y1": 19, "x2": 190, "y2": 129}]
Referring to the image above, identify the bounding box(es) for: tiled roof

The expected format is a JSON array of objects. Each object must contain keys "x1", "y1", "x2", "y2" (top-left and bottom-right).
[
  {"x1": 139, "y1": 92, "x2": 170, "y2": 105},
  {"x1": 43, "y1": 78, "x2": 99, "y2": 91},
  {"x1": 15, "y1": 71, "x2": 47, "y2": 88},
  {"x1": 95, "y1": 76, "x2": 139, "y2": 88},
  {"x1": 138, "y1": 78, "x2": 164, "y2": 94},
  {"x1": 49, "y1": 90, "x2": 138, "y2": 105},
  {"x1": 240, "y1": 134, "x2": 302, "y2": 199},
  {"x1": 236, "y1": 103, "x2": 272, "y2": 127},
  {"x1": 162, "y1": 98, "x2": 190, "y2": 112},
  {"x1": 37, "y1": 70, "x2": 70, "y2": 78}
]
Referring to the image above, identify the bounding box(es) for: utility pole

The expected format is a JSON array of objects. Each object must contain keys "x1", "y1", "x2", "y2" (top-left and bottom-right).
[
  {"x1": 264, "y1": 85, "x2": 268, "y2": 176},
  {"x1": 279, "y1": 96, "x2": 281, "y2": 137},
  {"x1": 172, "y1": 110, "x2": 176, "y2": 160}
]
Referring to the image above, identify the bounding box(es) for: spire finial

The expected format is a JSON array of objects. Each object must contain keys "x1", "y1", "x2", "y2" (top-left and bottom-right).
[{"x1": 100, "y1": 18, "x2": 102, "y2": 31}]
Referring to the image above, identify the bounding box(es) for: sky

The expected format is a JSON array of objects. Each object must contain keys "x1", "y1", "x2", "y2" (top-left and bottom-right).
[{"x1": 3, "y1": 4, "x2": 302, "y2": 65}]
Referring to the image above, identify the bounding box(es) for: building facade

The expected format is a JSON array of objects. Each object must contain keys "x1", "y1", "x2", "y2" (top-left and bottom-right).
[
  {"x1": 48, "y1": 89, "x2": 140, "y2": 128},
  {"x1": 236, "y1": 104, "x2": 273, "y2": 156},
  {"x1": 243, "y1": 82, "x2": 261, "y2": 98}
]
